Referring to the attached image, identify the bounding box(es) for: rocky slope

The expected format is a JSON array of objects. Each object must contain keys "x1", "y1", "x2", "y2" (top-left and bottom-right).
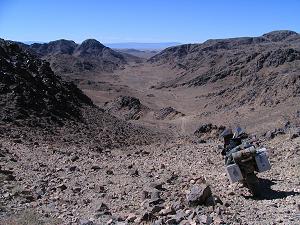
[
  {"x1": 149, "y1": 31, "x2": 300, "y2": 108},
  {"x1": 0, "y1": 38, "x2": 161, "y2": 148},
  {"x1": 28, "y1": 39, "x2": 141, "y2": 75},
  {"x1": 1, "y1": 133, "x2": 299, "y2": 225}
]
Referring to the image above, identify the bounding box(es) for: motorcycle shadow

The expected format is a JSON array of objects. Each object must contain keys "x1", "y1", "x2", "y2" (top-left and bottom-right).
[{"x1": 245, "y1": 178, "x2": 300, "y2": 200}]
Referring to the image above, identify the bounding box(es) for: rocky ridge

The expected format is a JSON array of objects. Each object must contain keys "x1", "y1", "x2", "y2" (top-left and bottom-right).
[
  {"x1": 27, "y1": 39, "x2": 142, "y2": 75},
  {"x1": 149, "y1": 30, "x2": 300, "y2": 108}
]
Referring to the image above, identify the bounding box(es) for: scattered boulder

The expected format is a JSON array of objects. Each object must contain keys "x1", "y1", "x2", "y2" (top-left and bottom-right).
[
  {"x1": 104, "y1": 96, "x2": 148, "y2": 120},
  {"x1": 154, "y1": 107, "x2": 185, "y2": 120},
  {"x1": 264, "y1": 128, "x2": 285, "y2": 139},
  {"x1": 289, "y1": 127, "x2": 300, "y2": 139},
  {"x1": 186, "y1": 184, "x2": 212, "y2": 207},
  {"x1": 194, "y1": 123, "x2": 225, "y2": 139},
  {"x1": 96, "y1": 202, "x2": 111, "y2": 216}
]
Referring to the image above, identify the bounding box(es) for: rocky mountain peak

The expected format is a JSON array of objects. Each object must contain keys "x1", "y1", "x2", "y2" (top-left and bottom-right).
[
  {"x1": 262, "y1": 30, "x2": 298, "y2": 42},
  {"x1": 75, "y1": 39, "x2": 106, "y2": 56}
]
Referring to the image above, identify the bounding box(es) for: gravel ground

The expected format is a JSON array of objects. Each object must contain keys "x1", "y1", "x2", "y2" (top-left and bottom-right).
[{"x1": 0, "y1": 134, "x2": 299, "y2": 225}]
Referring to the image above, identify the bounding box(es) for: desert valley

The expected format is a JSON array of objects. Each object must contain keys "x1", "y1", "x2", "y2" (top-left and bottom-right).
[{"x1": 0, "y1": 30, "x2": 300, "y2": 225}]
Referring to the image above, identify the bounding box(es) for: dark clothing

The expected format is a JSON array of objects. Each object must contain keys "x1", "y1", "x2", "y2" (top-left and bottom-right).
[
  {"x1": 222, "y1": 137, "x2": 242, "y2": 156},
  {"x1": 224, "y1": 141, "x2": 254, "y2": 165}
]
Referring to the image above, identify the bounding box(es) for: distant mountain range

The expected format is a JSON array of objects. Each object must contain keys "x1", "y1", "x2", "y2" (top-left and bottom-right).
[
  {"x1": 101, "y1": 42, "x2": 181, "y2": 50},
  {"x1": 114, "y1": 48, "x2": 160, "y2": 59},
  {"x1": 23, "y1": 41, "x2": 45, "y2": 45},
  {"x1": 23, "y1": 41, "x2": 182, "y2": 50},
  {"x1": 19, "y1": 39, "x2": 142, "y2": 75}
]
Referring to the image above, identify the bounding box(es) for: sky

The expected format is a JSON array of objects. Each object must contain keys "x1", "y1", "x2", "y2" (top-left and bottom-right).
[{"x1": 0, "y1": 0, "x2": 299, "y2": 44}]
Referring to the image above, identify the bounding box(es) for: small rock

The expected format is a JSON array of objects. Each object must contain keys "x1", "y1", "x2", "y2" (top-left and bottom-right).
[
  {"x1": 96, "y1": 202, "x2": 111, "y2": 215},
  {"x1": 106, "y1": 170, "x2": 114, "y2": 175},
  {"x1": 69, "y1": 166, "x2": 77, "y2": 171},
  {"x1": 95, "y1": 185, "x2": 106, "y2": 193},
  {"x1": 159, "y1": 206, "x2": 176, "y2": 216},
  {"x1": 224, "y1": 201, "x2": 231, "y2": 207},
  {"x1": 153, "y1": 218, "x2": 163, "y2": 225},
  {"x1": 106, "y1": 219, "x2": 114, "y2": 224},
  {"x1": 130, "y1": 169, "x2": 139, "y2": 177},
  {"x1": 149, "y1": 182, "x2": 165, "y2": 190},
  {"x1": 179, "y1": 219, "x2": 190, "y2": 225},
  {"x1": 197, "y1": 215, "x2": 212, "y2": 224},
  {"x1": 171, "y1": 200, "x2": 184, "y2": 211},
  {"x1": 290, "y1": 128, "x2": 300, "y2": 139},
  {"x1": 58, "y1": 184, "x2": 67, "y2": 191},
  {"x1": 71, "y1": 155, "x2": 79, "y2": 162},
  {"x1": 79, "y1": 219, "x2": 94, "y2": 225},
  {"x1": 150, "y1": 190, "x2": 161, "y2": 199},
  {"x1": 165, "y1": 218, "x2": 177, "y2": 225},
  {"x1": 149, "y1": 197, "x2": 164, "y2": 206},
  {"x1": 149, "y1": 205, "x2": 164, "y2": 214},
  {"x1": 91, "y1": 165, "x2": 101, "y2": 171},
  {"x1": 6, "y1": 174, "x2": 16, "y2": 181},
  {"x1": 140, "y1": 211, "x2": 155, "y2": 221},
  {"x1": 126, "y1": 213, "x2": 137, "y2": 222},
  {"x1": 72, "y1": 187, "x2": 81, "y2": 193}
]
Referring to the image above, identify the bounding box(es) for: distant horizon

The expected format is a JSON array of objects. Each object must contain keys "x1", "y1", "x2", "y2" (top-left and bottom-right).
[
  {"x1": 21, "y1": 41, "x2": 182, "y2": 45},
  {"x1": 19, "y1": 41, "x2": 182, "y2": 50},
  {"x1": 15, "y1": 29, "x2": 299, "y2": 48},
  {"x1": 1, "y1": 0, "x2": 299, "y2": 43}
]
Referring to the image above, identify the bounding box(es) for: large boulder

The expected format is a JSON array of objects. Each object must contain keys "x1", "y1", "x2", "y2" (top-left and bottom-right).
[{"x1": 186, "y1": 184, "x2": 212, "y2": 206}]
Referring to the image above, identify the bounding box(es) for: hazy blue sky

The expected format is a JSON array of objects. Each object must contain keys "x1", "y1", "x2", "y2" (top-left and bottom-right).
[{"x1": 0, "y1": 0, "x2": 299, "y2": 43}]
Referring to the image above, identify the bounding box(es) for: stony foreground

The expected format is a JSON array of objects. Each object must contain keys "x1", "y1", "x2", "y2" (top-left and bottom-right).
[{"x1": 0, "y1": 134, "x2": 299, "y2": 225}]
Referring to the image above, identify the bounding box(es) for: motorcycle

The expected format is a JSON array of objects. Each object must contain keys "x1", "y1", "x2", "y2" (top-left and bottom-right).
[{"x1": 222, "y1": 127, "x2": 271, "y2": 196}]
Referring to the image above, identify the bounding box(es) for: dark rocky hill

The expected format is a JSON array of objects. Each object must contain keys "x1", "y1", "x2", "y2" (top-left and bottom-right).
[
  {"x1": 28, "y1": 39, "x2": 141, "y2": 75},
  {"x1": 149, "y1": 30, "x2": 300, "y2": 107},
  {"x1": 31, "y1": 39, "x2": 77, "y2": 55},
  {"x1": 0, "y1": 39, "x2": 93, "y2": 124}
]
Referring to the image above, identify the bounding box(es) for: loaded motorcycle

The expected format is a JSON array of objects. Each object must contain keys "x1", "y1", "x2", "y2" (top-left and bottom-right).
[{"x1": 220, "y1": 127, "x2": 271, "y2": 196}]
